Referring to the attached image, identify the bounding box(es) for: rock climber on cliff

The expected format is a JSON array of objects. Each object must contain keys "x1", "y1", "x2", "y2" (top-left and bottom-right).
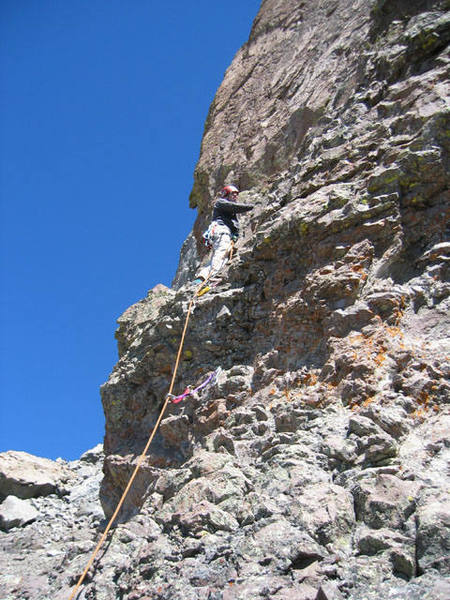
[{"x1": 193, "y1": 185, "x2": 253, "y2": 289}]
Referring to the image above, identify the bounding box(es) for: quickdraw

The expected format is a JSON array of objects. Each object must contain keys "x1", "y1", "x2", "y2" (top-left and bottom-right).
[
  {"x1": 168, "y1": 367, "x2": 222, "y2": 404},
  {"x1": 202, "y1": 222, "x2": 216, "y2": 249}
]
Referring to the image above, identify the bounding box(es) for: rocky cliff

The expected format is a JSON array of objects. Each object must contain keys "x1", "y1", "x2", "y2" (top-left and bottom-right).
[{"x1": 1, "y1": 1, "x2": 449, "y2": 599}]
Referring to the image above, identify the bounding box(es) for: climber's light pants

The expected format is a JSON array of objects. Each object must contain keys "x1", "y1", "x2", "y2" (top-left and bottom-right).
[{"x1": 197, "y1": 223, "x2": 232, "y2": 281}]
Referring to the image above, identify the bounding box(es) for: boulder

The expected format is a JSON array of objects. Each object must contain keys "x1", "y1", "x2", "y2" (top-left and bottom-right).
[
  {"x1": 0, "y1": 450, "x2": 71, "y2": 500},
  {"x1": 0, "y1": 495, "x2": 39, "y2": 530}
]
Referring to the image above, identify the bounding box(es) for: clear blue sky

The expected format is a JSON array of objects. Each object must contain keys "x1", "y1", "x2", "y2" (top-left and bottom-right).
[{"x1": 0, "y1": 1, "x2": 261, "y2": 460}]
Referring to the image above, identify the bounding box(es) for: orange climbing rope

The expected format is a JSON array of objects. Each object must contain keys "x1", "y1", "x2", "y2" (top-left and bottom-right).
[
  {"x1": 229, "y1": 240, "x2": 235, "y2": 262},
  {"x1": 67, "y1": 279, "x2": 208, "y2": 600}
]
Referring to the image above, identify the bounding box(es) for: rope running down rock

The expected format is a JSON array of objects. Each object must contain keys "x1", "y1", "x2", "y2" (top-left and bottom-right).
[{"x1": 67, "y1": 277, "x2": 210, "y2": 600}]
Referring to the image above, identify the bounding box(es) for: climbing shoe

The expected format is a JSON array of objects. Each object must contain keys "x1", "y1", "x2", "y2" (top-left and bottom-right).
[
  {"x1": 193, "y1": 278, "x2": 204, "y2": 285},
  {"x1": 197, "y1": 285, "x2": 210, "y2": 297}
]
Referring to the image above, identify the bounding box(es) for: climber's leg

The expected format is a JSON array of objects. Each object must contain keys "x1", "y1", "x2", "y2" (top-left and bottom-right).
[{"x1": 196, "y1": 224, "x2": 232, "y2": 281}]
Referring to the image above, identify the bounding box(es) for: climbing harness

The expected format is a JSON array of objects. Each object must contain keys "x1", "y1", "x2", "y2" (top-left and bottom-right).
[
  {"x1": 198, "y1": 234, "x2": 236, "y2": 293},
  {"x1": 67, "y1": 276, "x2": 211, "y2": 600},
  {"x1": 168, "y1": 367, "x2": 222, "y2": 404},
  {"x1": 203, "y1": 223, "x2": 236, "y2": 256}
]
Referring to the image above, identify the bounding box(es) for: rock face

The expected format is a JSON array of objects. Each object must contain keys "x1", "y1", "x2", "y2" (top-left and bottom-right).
[
  {"x1": 2, "y1": 1, "x2": 449, "y2": 599},
  {"x1": 97, "y1": 1, "x2": 449, "y2": 598}
]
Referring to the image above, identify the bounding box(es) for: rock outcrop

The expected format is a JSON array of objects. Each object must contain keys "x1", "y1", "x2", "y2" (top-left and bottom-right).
[
  {"x1": 1, "y1": 1, "x2": 449, "y2": 599},
  {"x1": 0, "y1": 445, "x2": 104, "y2": 599},
  {"x1": 0, "y1": 451, "x2": 72, "y2": 500}
]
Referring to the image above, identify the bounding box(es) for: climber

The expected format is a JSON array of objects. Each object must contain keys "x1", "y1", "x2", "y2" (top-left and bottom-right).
[{"x1": 193, "y1": 185, "x2": 254, "y2": 286}]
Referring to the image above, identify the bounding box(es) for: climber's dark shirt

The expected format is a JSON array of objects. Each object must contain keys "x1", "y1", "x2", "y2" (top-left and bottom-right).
[{"x1": 212, "y1": 197, "x2": 253, "y2": 237}]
